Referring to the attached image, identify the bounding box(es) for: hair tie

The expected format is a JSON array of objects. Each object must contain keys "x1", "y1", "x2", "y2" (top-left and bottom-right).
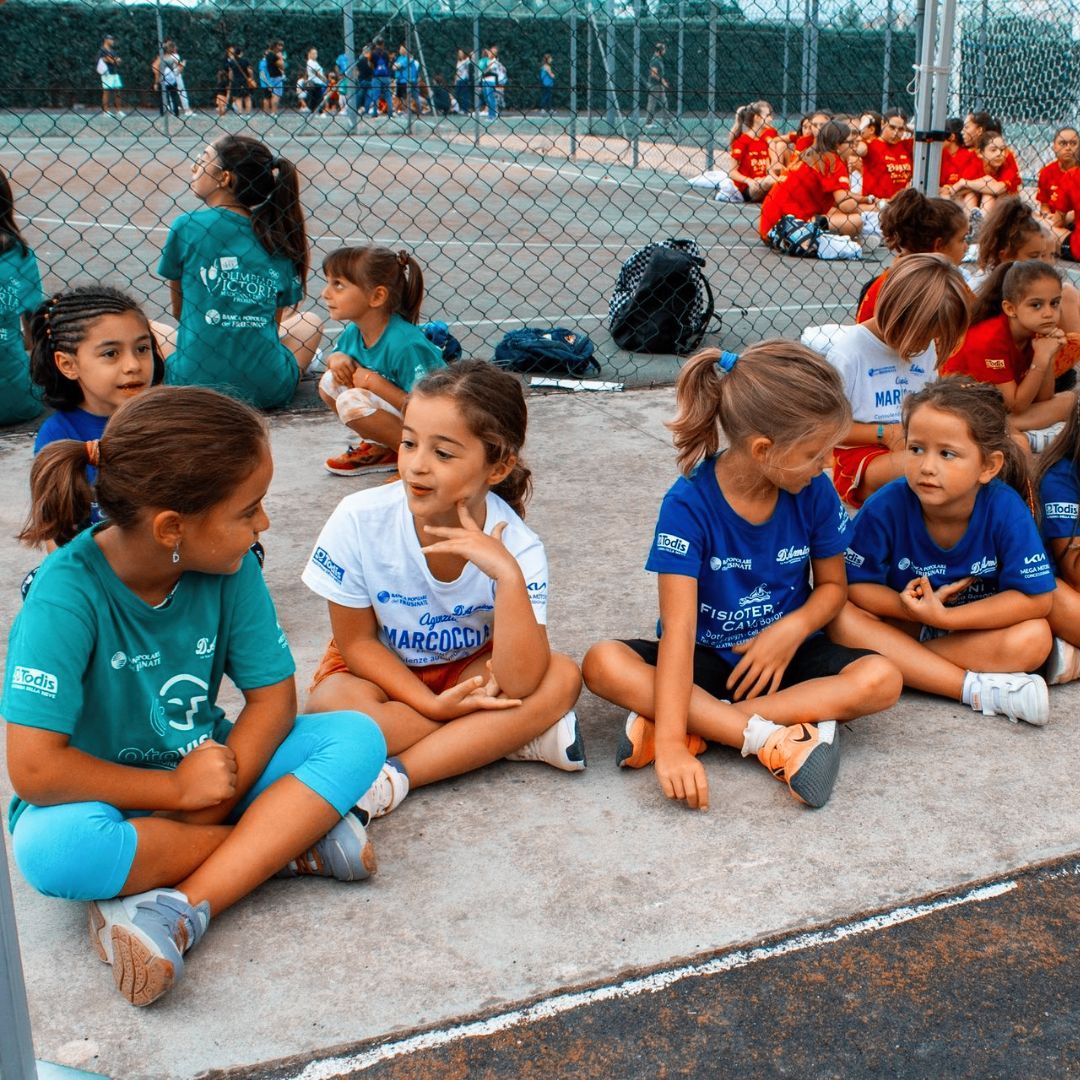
[
  {"x1": 85, "y1": 440, "x2": 101, "y2": 467},
  {"x1": 397, "y1": 249, "x2": 409, "y2": 268},
  {"x1": 716, "y1": 351, "x2": 739, "y2": 373},
  {"x1": 269, "y1": 156, "x2": 281, "y2": 170}
]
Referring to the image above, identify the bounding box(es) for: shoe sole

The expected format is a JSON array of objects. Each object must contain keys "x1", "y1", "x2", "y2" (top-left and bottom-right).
[
  {"x1": 88, "y1": 901, "x2": 180, "y2": 1006},
  {"x1": 563, "y1": 717, "x2": 587, "y2": 770},
  {"x1": 324, "y1": 460, "x2": 399, "y2": 476},
  {"x1": 786, "y1": 727, "x2": 841, "y2": 808}
]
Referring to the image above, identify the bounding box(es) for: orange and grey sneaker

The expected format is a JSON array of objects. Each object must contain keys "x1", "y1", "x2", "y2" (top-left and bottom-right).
[
  {"x1": 324, "y1": 442, "x2": 399, "y2": 476},
  {"x1": 757, "y1": 720, "x2": 840, "y2": 808},
  {"x1": 616, "y1": 711, "x2": 708, "y2": 769}
]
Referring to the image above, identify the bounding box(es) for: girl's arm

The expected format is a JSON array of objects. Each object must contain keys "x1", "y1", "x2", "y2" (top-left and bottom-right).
[
  {"x1": 168, "y1": 279, "x2": 183, "y2": 320},
  {"x1": 832, "y1": 188, "x2": 862, "y2": 213},
  {"x1": 728, "y1": 553, "x2": 848, "y2": 699},
  {"x1": 842, "y1": 420, "x2": 906, "y2": 451},
  {"x1": 1050, "y1": 536, "x2": 1080, "y2": 589},
  {"x1": 1003, "y1": 336, "x2": 1059, "y2": 413},
  {"x1": 849, "y1": 580, "x2": 915, "y2": 620},
  {"x1": 900, "y1": 581, "x2": 1052, "y2": 629},
  {"x1": 351, "y1": 366, "x2": 407, "y2": 410},
  {"x1": 6, "y1": 724, "x2": 237, "y2": 813},
  {"x1": 653, "y1": 573, "x2": 708, "y2": 810},
  {"x1": 963, "y1": 174, "x2": 1007, "y2": 196}
]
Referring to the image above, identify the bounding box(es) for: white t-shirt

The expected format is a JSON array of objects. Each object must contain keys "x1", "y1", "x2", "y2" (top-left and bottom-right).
[
  {"x1": 302, "y1": 483, "x2": 548, "y2": 668},
  {"x1": 825, "y1": 323, "x2": 935, "y2": 432}
]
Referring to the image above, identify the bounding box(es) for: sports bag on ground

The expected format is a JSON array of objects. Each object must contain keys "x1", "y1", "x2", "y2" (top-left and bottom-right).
[
  {"x1": 608, "y1": 238, "x2": 717, "y2": 355},
  {"x1": 493, "y1": 327, "x2": 599, "y2": 376},
  {"x1": 767, "y1": 214, "x2": 824, "y2": 257}
]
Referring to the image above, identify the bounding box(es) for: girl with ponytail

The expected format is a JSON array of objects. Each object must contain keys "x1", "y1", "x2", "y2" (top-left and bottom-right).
[
  {"x1": 583, "y1": 342, "x2": 901, "y2": 813},
  {"x1": 158, "y1": 135, "x2": 323, "y2": 409},
  {"x1": 303, "y1": 359, "x2": 585, "y2": 828}
]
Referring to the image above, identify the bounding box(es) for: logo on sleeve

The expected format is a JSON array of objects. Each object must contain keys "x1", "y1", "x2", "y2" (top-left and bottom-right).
[
  {"x1": 12, "y1": 666, "x2": 58, "y2": 699},
  {"x1": 1021, "y1": 552, "x2": 1049, "y2": 578},
  {"x1": 657, "y1": 533, "x2": 690, "y2": 556},
  {"x1": 312, "y1": 546, "x2": 345, "y2": 584},
  {"x1": 844, "y1": 548, "x2": 865, "y2": 568},
  {"x1": 1044, "y1": 501, "x2": 1078, "y2": 519}
]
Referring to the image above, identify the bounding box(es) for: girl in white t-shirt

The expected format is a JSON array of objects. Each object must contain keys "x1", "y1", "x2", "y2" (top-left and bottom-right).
[
  {"x1": 302, "y1": 360, "x2": 584, "y2": 824},
  {"x1": 827, "y1": 253, "x2": 971, "y2": 509}
]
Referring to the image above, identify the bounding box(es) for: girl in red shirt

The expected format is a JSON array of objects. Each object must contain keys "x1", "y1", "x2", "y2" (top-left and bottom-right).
[
  {"x1": 760, "y1": 120, "x2": 868, "y2": 244},
  {"x1": 859, "y1": 108, "x2": 914, "y2": 200},
  {"x1": 728, "y1": 100, "x2": 780, "y2": 202},
  {"x1": 951, "y1": 131, "x2": 1021, "y2": 216}
]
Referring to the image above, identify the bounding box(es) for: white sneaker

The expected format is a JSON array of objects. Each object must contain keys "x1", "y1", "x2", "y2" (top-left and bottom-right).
[
  {"x1": 1025, "y1": 422, "x2": 1065, "y2": 453},
  {"x1": 505, "y1": 710, "x2": 586, "y2": 771},
  {"x1": 182, "y1": 111, "x2": 196, "y2": 118},
  {"x1": 1045, "y1": 637, "x2": 1080, "y2": 686},
  {"x1": 114, "y1": 111, "x2": 126, "y2": 119},
  {"x1": 968, "y1": 671, "x2": 1049, "y2": 726},
  {"x1": 355, "y1": 759, "x2": 409, "y2": 824}
]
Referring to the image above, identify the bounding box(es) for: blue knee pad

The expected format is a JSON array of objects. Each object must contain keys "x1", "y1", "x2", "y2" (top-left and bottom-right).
[
  {"x1": 236, "y1": 711, "x2": 386, "y2": 819},
  {"x1": 12, "y1": 801, "x2": 136, "y2": 901}
]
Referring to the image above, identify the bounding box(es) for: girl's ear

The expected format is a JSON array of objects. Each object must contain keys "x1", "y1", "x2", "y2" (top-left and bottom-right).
[
  {"x1": 979, "y1": 448, "x2": 1005, "y2": 484},
  {"x1": 748, "y1": 435, "x2": 774, "y2": 465},
  {"x1": 1001, "y1": 297, "x2": 1017, "y2": 319},
  {"x1": 370, "y1": 284, "x2": 390, "y2": 309},
  {"x1": 151, "y1": 509, "x2": 183, "y2": 553},
  {"x1": 53, "y1": 350, "x2": 80, "y2": 381},
  {"x1": 486, "y1": 452, "x2": 516, "y2": 488}
]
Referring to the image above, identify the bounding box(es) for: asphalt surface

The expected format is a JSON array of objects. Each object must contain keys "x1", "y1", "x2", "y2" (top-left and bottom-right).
[{"x1": 238, "y1": 856, "x2": 1079, "y2": 1080}]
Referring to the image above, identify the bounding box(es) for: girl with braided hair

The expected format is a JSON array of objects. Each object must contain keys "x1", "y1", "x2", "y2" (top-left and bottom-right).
[{"x1": 158, "y1": 135, "x2": 323, "y2": 409}]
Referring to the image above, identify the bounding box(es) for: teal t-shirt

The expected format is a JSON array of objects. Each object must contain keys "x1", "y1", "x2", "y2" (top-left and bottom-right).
[
  {"x1": 158, "y1": 207, "x2": 305, "y2": 409},
  {"x1": 3, "y1": 526, "x2": 295, "y2": 828},
  {"x1": 0, "y1": 241, "x2": 44, "y2": 425},
  {"x1": 334, "y1": 314, "x2": 444, "y2": 393}
]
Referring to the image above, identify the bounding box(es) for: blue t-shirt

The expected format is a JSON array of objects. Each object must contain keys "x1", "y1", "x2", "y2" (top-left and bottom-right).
[
  {"x1": 158, "y1": 206, "x2": 305, "y2": 409},
  {"x1": 34, "y1": 409, "x2": 108, "y2": 520},
  {"x1": 0, "y1": 241, "x2": 44, "y2": 425},
  {"x1": 3, "y1": 527, "x2": 295, "y2": 829},
  {"x1": 845, "y1": 478, "x2": 1055, "y2": 603},
  {"x1": 540, "y1": 67, "x2": 555, "y2": 87},
  {"x1": 645, "y1": 461, "x2": 850, "y2": 664},
  {"x1": 1039, "y1": 457, "x2": 1080, "y2": 554},
  {"x1": 333, "y1": 315, "x2": 444, "y2": 393}
]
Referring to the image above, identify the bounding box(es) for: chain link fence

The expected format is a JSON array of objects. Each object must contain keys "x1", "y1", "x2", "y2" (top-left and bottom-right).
[{"x1": 0, "y1": 0, "x2": 1075, "y2": 408}]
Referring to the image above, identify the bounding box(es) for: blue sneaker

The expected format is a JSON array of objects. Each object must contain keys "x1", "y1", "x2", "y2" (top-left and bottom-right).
[
  {"x1": 88, "y1": 888, "x2": 210, "y2": 1006},
  {"x1": 276, "y1": 810, "x2": 377, "y2": 881}
]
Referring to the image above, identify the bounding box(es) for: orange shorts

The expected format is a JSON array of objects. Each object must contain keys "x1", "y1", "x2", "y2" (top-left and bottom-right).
[
  {"x1": 832, "y1": 444, "x2": 891, "y2": 509},
  {"x1": 309, "y1": 638, "x2": 494, "y2": 695}
]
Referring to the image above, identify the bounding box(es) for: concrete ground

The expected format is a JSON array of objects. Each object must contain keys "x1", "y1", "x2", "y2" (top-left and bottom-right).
[{"x1": 2, "y1": 388, "x2": 1079, "y2": 1079}]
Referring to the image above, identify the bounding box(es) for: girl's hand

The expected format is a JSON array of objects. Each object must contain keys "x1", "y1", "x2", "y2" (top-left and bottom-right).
[
  {"x1": 1032, "y1": 329, "x2": 1065, "y2": 369},
  {"x1": 327, "y1": 352, "x2": 358, "y2": 387},
  {"x1": 899, "y1": 575, "x2": 972, "y2": 627},
  {"x1": 726, "y1": 618, "x2": 805, "y2": 700},
  {"x1": 655, "y1": 745, "x2": 709, "y2": 810},
  {"x1": 420, "y1": 502, "x2": 521, "y2": 582},
  {"x1": 431, "y1": 665, "x2": 522, "y2": 720},
  {"x1": 171, "y1": 740, "x2": 238, "y2": 810}
]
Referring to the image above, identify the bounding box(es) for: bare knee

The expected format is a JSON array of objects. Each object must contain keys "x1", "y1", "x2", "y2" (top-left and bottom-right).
[
  {"x1": 582, "y1": 639, "x2": 629, "y2": 697},
  {"x1": 1008, "y1": 619, "x2": 1053, "y2": 670},
  {"x1": 845, "y1": 654, "x2": 903, "y2": 713},
  {"x1": 546, "y1": 651, "x2": 583, "y2": 712}
]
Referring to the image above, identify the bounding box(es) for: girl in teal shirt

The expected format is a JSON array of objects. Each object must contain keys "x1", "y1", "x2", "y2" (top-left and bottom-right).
[
  {"x1": 158, "y1": 135, "x2": 323, "y2": 409},
  {"x1": 0, "y1": 166, "x2": 44, "y2": 426},
  {"x1": 5, "y1": 387, "x2": 385, "y2": 1007}
]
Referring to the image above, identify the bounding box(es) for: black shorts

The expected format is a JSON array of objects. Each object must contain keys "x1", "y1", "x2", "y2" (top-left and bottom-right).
[
  {"x1": 620, "y1": 634, "x2": 874, "y2": 701},
  {"x1": 1062, "y1": 232, "x2": 1078, "y2": 262}
]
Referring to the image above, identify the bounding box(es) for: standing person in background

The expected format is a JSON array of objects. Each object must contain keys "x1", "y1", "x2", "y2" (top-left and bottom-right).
[
  {"x1": 455, "y1": 48, "x2": 473, "y2": 116},
  {"x1": 334, "y1": 48, "x2": 352, "y2": 111},
  {"x1": 538, "y1": 53, "x2": 555, "y2": 114},
  {"x1": 355, "y1": 46, "x2": 373, "y2": 116},
  {"x1": 224, "y1": 45, "x2": 248, "y2": 115},
  {"x1": 234, "y1": 47, "x2": 255, "y2": 115},
  {"x1": 305, "y1": 48, "x2": 328, "y2": 116},
  {"x1": 490, "y1": 46, "x2": 507, "y2": 115},
  {"x1": 152, "y1": 41, "x2": 181, "y2": 118},
  {"x1": 644, "y1": 42, "x2": 669, "y2": 129},
  {"x1": 478, "y1": 48, "x2": 498, "y2": 121},
  {"x1": 96, "y1": 35, "x2": 123, "y2": 118},
  {"x1": 261, "y1": 41, "x2": 285, "y2": 116},
  {"x1": 369, "y1": 38, "x2": 393, "y2": 117}
]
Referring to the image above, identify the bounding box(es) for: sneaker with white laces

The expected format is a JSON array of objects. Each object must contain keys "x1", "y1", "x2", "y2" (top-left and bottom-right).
[
  {"x1": 1025, "y1": 422, "x2": 1066, "y2": 453},
  {"x1": 88, "y1": 888, "x2": 210, "y2": 1006},
  {"x1": 1045, "y1": 638, "x2": 1080, "y2": 686},
  {"x1": 505, "y1": 710, "x2": 586, "y2": 771},
  {"x1": 967, "y1": 671, "x2": 1049, "y2": 726},
  {"x1": 276, "y1": 810, "x2": 377, "y2": 881},
  {"x1": 355, "y1": 758, "x2": 410, "y2": 825}
]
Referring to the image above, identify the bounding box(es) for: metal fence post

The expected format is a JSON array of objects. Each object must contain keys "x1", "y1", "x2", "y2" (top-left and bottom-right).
[
  {"x1": 706, "y1": 7, "x2": 716, "y2": 171},
  {"x1": 975, "y1": 0, "x2": 988, "y2": 111},
  {"x1": 570, "y1": 7, "x2": 578, "y2": 160},
  {"x1": 782, "y1": 0, "x2": 791, "y2": 117},
  {"x1": 586, "y1": 10, "x2": 593, "y2": 132},
  {"x1": 344, "y1": 0, "x2": 358, "y2": 134},
  {"x1": 881, "y1": 0, "x2": 894, "y2": 113},
  {"x1": 632, "y1": 0, "x2": 641, "y2": 167},
  {"x1": 605, "y1": 0, "x2": 616, "y2": 127},
  {"x1": 1, "y1": 831, "x2": 36, "y2": 1080},
  {"x1": 677, "y1": 0, "x2": 685, "y2": 117},
  {"x1": 155, "y1": 0, "x2": 169, "y2": 138},
  {"x1": 912, "y1": 0, "x2": 940, "y2": 191},
  {"x1": 473, "y1": 12, "x2": 480, "y2": 146}
]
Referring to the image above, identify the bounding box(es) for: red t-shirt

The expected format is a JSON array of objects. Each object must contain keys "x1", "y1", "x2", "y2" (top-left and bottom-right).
[
  {"x1": 759, "y1": 156, "x2": 850, "y2": 239},
  {"x1": 942, "y1": 313, "x2": 1030, "y2": 384},
  {"x1": 1038, "y1": 160, "x2": 1076, "y2": 213},
  {"x1": 939, "y1": 145, "x2": 962, "y2": 190},
  {"x1": 862, "y1": 138, "x2": 914, "y2": 198},
  {"x1": 948, "y1": 146, "x2": 976, "y2": 185},
  {"x1": 960, "y1": 150, "x2": 1021, "y2": 193},
  {"x1": 730, "y1": 131, "x2": 772, "y2": 192},
  {"x1": 794, "y1": 133, "x2": 814, "y2": 153},
  {"x1": 856, "y1": 271, "x2": 888, "y2": 323}
]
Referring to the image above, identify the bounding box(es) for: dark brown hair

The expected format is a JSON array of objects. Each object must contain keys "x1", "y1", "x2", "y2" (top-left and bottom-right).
[
  {"x1": 880, "y1": 187, "x2": 967, "y2": 255},
  {"x1": 971, "y1": 259, "x2": 1061, "y2": 324},
  {"x1": 19, "y1": 386, "x2": 269, "y2": 547},
  {"x1": 322, "y1": 246, "x2": 424, "y2": 324},
  {"x1": 976, "y1": 196, "x2": 1042, "y2": 272},
  {"x1": 803, "y1": 119, "x2": 850, "y2": 173},
  {"x1": 902, "y1": 377, "x2": 1030, "y2": 500},
  {"x1": 212, "y1": 135, "x2": 309, "y2": 286},
  {"x1": 0, "y1": 165, "x2": 27, "y2": 256},
  {"x1": 28, "y1": 285, "x2": 166, "y2": 410},
  {"x1": 407, "y1": 359, "x2": 532, "y2": 516},
  {"x1": 669, "y1": 341, "x2": 851, "y2": 477}
]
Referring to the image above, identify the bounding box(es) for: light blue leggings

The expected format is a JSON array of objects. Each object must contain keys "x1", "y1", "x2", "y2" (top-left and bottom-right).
[{"x1": 12, "y1": 711, "x2": 386, "y2": 901}]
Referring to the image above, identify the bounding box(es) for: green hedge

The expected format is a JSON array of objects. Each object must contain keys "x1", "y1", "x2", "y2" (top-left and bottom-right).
[{"x1": 0, "y1": 2, "x2": 916, "y2": 114}]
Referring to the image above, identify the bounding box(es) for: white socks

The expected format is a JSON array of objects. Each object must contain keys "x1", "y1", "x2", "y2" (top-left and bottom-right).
[{"x1": 740, "y1": 713, "x2": 782, "y2": 757}]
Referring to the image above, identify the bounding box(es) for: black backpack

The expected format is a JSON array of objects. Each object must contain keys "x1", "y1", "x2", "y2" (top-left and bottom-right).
[
  {"x1": 608, "y1": 238, "x2": 717, "y2": 355},
  {"x1": 493, "y1": 327, "x2": 600, "y2": 377}
]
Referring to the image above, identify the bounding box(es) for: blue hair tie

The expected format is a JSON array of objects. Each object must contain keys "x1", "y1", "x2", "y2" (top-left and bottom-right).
[{"x1": 716, "y1": 351, "x2": 739, "y2": 373}]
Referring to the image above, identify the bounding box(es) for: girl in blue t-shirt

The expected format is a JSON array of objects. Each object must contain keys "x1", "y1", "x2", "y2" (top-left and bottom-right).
[
  {"x1": 0, "y1": 165, "x2": 45, "y2": 426},
  {"x1": 5, "y1": 387, "x2": 385, "y2": 1007},
  {"x1": 158, "y1": 135, "x2": 324, "y2": 409},
  {"x1": 1034, "y1": 397, "x2": 1080, "y2": 684},
  {"x1": 583, "y1": 343, "x2": 902, "y2": 812},
  {"x1": 317, "y1": 245, "x2": 444, "y2": 475},
  {"x1": 833, "y1": 378, "x2": 1056, "y2": 725}
]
